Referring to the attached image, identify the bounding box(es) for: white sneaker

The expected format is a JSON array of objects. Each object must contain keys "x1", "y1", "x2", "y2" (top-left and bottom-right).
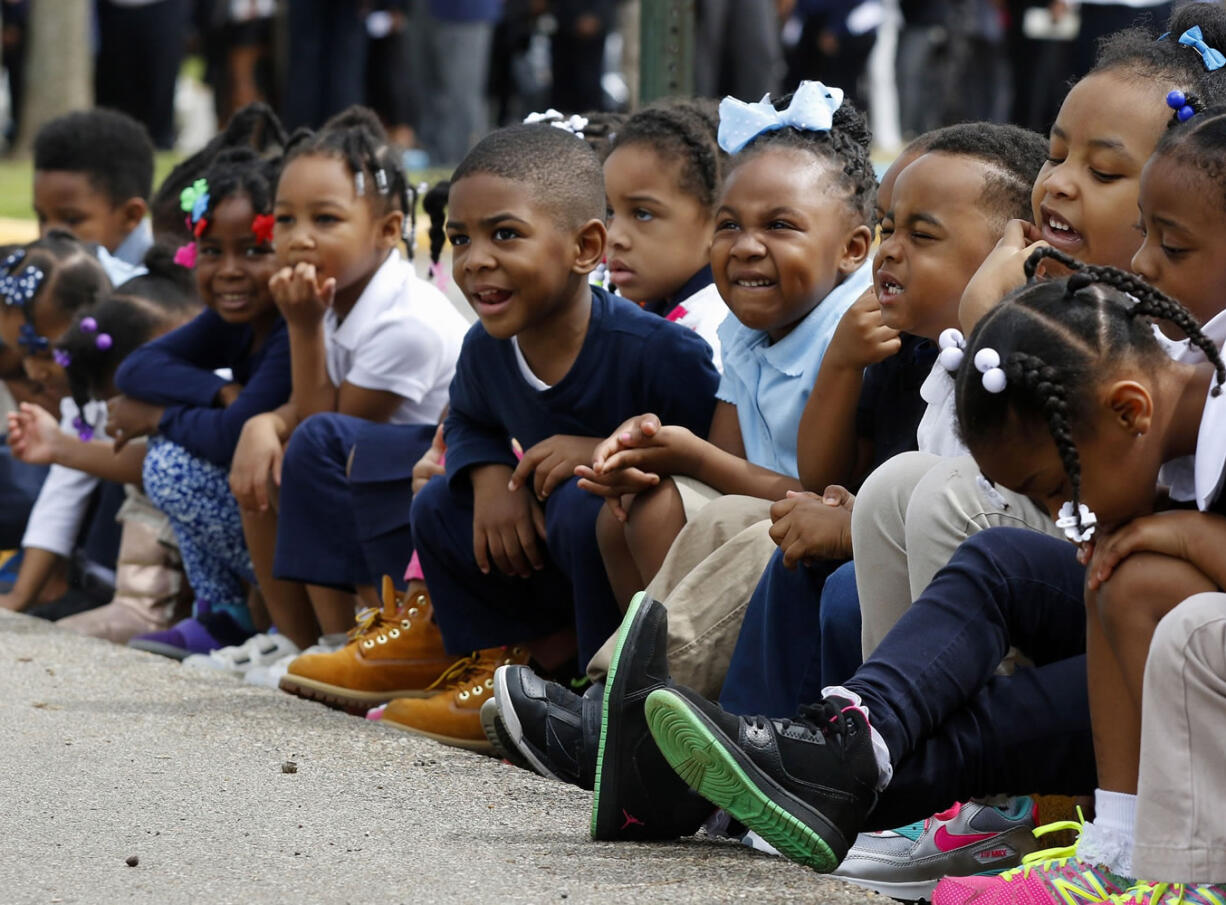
[
  {"x1": 245, "y1": 633, "x2": 346, "y2": 688},
  {"x1": 182, "y1": 633, "x2": 300, "y2": 675}
]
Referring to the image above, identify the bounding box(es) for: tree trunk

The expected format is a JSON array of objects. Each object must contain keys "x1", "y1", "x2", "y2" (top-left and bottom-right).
[{"x1": 14, "y1": 0, "x2": 93, "y2": 155}]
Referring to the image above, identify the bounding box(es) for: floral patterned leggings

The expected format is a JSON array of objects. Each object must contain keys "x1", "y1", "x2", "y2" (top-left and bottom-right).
[{"x1": 142, "y1": 438, "x2": 254, "y2": 632}]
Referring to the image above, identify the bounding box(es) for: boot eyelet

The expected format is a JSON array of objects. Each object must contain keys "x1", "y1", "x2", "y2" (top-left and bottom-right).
[
  {"x1": 458, "y1": 690, "x2": 470, "y2": 701},
  {"x1": 400, "y1": 620, "x2": 412, "y2": 630},
  {"x1": 362, "y1": 640, "x2": 375, "y2": 649},
  {"x1": 472, "y1": 685, "x2": 483, "y2": 695},
  {"x1": 389, "y1": 629, "x2": 400, "y2": 639},
  {"x1": 407, "y1": 607, "x2": 419, "y2": 617},
  {"x1": 484, "y1": 678, "x2": 493, "y2": 688},
  {"x1": 376, "y1": 635, "x2": 388, "y2": 644}
]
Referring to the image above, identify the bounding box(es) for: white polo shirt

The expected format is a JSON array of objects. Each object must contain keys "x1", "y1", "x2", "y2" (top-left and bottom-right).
[
  {"x1": 22, "y1": 398, "x2": 108, "y2": 557},
  {"x1": 323, "y1": 250, "x2": 468, "y2": 425}
]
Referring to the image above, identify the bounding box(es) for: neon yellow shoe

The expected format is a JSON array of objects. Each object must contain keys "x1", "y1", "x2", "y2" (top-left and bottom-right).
[{"x1": 1111, "y1": 882, "x2": 1226, "y2": 904}]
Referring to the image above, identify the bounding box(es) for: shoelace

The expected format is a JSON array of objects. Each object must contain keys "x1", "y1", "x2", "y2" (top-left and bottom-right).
[
  {"x1": 999, "y1": 855, "x2": 1081, "y2": 882},
  {"x1": 426, "y1": 647, "x2": 522, "y2": 700},
  {"x1": 353, "y1": 592, "x2": 427, "y2": 650},
  {"x1": 1112, "y1": 883, "x2": 1172, "y2": 905},
  {"x1": 1018, "y1": 807, "x2": 1088, "y2": 865}
]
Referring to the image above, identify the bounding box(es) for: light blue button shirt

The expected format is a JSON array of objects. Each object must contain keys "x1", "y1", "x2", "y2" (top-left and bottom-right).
[{"x1": 714, "y1": 259, "x2": 873, "y2": 477}]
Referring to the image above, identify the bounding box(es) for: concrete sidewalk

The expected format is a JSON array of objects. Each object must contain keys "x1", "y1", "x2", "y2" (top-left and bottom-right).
[{"x1": 0, "y1": 611, "x2": 880, "y2": 905}]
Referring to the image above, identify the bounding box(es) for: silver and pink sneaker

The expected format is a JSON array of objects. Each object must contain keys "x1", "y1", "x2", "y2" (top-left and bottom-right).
[{"x1": 831, "y1": 798, "x2": 1040, "y2": 902}]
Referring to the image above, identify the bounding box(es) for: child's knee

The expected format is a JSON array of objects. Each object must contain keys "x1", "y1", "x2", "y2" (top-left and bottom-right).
[{"x1": 1096, "y1": 552, "x2": 1204, "y2": 632}]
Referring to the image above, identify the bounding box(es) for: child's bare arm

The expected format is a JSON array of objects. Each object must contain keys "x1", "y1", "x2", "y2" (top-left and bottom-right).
[
  {"x1": 1086, "y1": 511, "x2": 1226, "y2": 590},
  {"x1": 797, "y1": 289, "x2": 899, "y2": 491},
  {"x1": 594, "y1": 404, "x2": 802, "y2": 501}
]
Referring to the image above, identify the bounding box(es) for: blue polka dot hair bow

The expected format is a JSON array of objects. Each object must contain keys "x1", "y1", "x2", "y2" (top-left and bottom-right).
[
  {"x1": 717, "y1": 80, "x2": 845, "y2": 154},
  {"x1": 0, "y1": 249, "x2": 45, "y2": 310},
  {"x1": 1179, "y1": 25, "x2": 1225, "y2": 71}
]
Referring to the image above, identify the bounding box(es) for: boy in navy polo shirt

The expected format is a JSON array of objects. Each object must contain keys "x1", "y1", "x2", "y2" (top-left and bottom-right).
[{"x1": 384, "y1": 124, "x2": 720, "y2": 749}]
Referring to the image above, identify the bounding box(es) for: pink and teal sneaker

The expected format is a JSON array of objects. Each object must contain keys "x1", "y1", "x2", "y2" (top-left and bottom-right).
[{"x1": 933, "y1": 855, "x2": 1131, "y2": 904}]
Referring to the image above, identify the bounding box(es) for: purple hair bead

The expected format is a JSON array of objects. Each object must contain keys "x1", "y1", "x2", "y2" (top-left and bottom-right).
[
  {"x1": 80, "y1": 316, "x2": 98, "y2": 333},
  {"x1": 95, "y1": 333, "x2": 113, "y2": 350}
]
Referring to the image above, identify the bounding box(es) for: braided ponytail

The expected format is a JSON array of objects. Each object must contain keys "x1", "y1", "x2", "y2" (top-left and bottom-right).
[{"x1": 1024, "y1": 246, "x2": 1226, "y2": 394}]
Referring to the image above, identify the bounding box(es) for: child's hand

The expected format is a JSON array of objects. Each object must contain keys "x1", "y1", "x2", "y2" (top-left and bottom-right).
[
  {"x1": 959, "y1": 219, "x2": 1048, "y2": 330},
  {"x1": 508, "y1": 434, "x2": 600, "y2": 501},
  {"x1": 106, "y1": 395, "x2": 164, "y2": 452},
  {"x1": 574, "y1": 463, "x2": 660, "y2": 521},
  {"x1": 1083, "y1": 511, "x2": 1218, "y2": 590},
  {"x1": 7, "y1": 402, "x2": 65, "y2": 465},
  {"x1": 471, "y1": 464, "x2": 547, "y2": 578},
  {"x1": 269, "y1": 262, "x2": 336, "y2": 327},
  {"x1": 591, "y1": 413, "x2": 664, "y2": 470},
  {"x1": 229, "y1": 413, "x2": 284, "y2": 511},
  {"x1": 411, "y1": 423, "x2": 447, "y2": 496},
  {"x1": 593, "y1": 415, "x2": 696, "y2": 478},
  {"x1": 768, "y1": 487, "x2": 856, "y2": 567},
  {"x1": 825, "y1": 288, "x2": 901, "y2": 371}
]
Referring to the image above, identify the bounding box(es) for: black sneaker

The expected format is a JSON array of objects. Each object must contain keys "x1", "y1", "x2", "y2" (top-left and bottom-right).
[
  {"x1": 644, "y1": 686, "x2": 880, "y2": 871},
  {"x1": 479, "y1": 696, "x2": 537, "y2": 774},
  {"x1": 590, "y1": 592, "x2": 714, "y2": 841},
  {"x1": 492, "y1": 664, "x2": 602, "y2": 790}
]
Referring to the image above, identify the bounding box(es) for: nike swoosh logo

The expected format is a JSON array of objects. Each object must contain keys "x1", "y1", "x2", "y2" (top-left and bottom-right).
[{"x1": 934, "y1": 826, "x2": 999, "y2": 852}]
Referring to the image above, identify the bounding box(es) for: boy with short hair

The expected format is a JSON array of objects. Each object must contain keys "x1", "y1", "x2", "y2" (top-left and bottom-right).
[
  {"x1": 383, "y1": 124, "x2": 720, "y2": 749},
  {"x1": 32, "y1": 108, "x2": 154, "y2": 267}
]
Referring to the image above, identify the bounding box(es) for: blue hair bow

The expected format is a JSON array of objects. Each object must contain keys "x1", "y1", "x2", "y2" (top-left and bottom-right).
[
  {"x1": 0, "y1": 259, "x2": 44, "y2": 310},
  {"x1": 1179, "y1": 25, "x2": 1225, "y2": 71},
  {"x1": 18, "y1": 322, "x2": 48, "y2": 354},
  {"x1": 717, "y1": 80, "x2": 845, "y2": 154}
]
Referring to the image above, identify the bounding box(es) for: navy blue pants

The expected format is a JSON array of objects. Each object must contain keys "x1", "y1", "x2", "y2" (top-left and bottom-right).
[
  {"x1": 720, "y1": 554, "x2": 863, "y2": 718},
  {"x1": 410, "y1": 473, "x2": 622, "y2": 665},
  {"x1": 848, "y1": 527, "x2": 1095, "y2": 829},
  {"x1": 275, "y1": 414, "x2": 434, "y2": 590}
]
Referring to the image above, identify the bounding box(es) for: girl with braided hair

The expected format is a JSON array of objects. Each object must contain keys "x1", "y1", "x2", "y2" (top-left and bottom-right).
[
  {"x1": 626, "y1": 260, "x2": 1226, "y2": 899},
  {"x1": 226, "y1": 106, "x2": 467, "y2": 676},
  {"x1": 929, "y1": 252, "x2": 1226, "y2": 901}
]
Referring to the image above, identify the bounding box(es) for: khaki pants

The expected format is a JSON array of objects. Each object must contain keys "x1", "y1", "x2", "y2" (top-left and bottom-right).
[
  {"x1": 850, "y1": 452, "x2": 1062, "y2": 658},
  {"x1": 1134, "y1": 593, "x2": 1226, "y2": 884},
  {"x1": 586, "y1": 493, "x2": 776, "y2": 699}
]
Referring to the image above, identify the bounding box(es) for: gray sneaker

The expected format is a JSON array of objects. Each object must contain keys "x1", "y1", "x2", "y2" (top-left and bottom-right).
[{"x1": 831, "y1": 798, "x2": 1039, "y2": 902}]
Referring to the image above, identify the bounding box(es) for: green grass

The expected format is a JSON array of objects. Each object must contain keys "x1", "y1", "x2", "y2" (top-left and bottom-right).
[
  {"x1": 0, "y1": 151, "x2": 184, "y2": 221},
  {"x1": 0, "y1": 153, "x2": 449, "y2": 223}
]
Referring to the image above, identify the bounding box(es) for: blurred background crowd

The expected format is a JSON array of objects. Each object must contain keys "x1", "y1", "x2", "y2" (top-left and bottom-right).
[{"x1": 0, "y1": 0, "x2": 1175, "y2": 164}]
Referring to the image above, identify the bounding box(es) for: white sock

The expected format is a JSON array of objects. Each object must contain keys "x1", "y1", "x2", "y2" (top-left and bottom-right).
[
  {"x1": 821, "y1": 685, "x2": 893, "y2": 791},
  {"x1": 1076, "y1": 789, "x2": 1137, "y2": 878},
  {"x1": 319, "y1": 632, "x2": 348, "y2": 649}
]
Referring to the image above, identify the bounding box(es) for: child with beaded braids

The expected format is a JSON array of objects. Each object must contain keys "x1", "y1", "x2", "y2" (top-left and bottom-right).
[
  {"x1": 0, "y1": 232, "x2": 116, "y2": 616},
  {"x1": 95, "y1": 148, "x2": 295, "y2": 659},
  {"x1": 226, "y1": 106, "x2": 466, "y2": 671},
  {"x1": 849, "y1": 0, "x2": 1226, "y2": 661},
  {"x1": 6, "y1": 252, "x2": 200, "y2": 639},
  {"x1": 924, "y1": 251, "x2": 1226, "y2": 901},
  {"x1": 628, "y1": 257, "x2": 1226, "y2": 893}
]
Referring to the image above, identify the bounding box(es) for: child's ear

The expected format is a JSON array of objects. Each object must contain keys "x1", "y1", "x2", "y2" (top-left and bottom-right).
[
  {"x1": 571, "y1": 218, "x2": 607, "y2": 275},
  {"x1": 377, "y1": 209, "x2": 405, "y2": 251},
  {"x1": 838, "y1": 223, "x2": 874, "y2": 275},
  {"x1": 1106, "y1": 379, "x2": 1154, "y2": 436},
  {"x1": 120, "y1": 197, "x2": 148, "y2": 232}
]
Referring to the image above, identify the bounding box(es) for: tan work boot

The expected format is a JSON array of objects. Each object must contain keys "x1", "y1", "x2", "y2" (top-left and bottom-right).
[
  {"x1": 279, "y1": 576, "x2": 458, "y2": 715},
  {"x1": 382, "y1": 645, "x2": 532, "y2": 753}
]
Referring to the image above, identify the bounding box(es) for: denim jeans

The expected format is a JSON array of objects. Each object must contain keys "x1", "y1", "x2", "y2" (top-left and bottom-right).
[
  {"x1": 720, "y1": 554, "x2": 862, "y2": 719},
  {"x1": 846, "y1": 527, "x2": 1096, "y2": 829}
]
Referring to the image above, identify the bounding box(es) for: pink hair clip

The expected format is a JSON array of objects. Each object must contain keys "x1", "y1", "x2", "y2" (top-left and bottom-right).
[{"x1": 174, "y1": 243, "x2": 197, "y2": 269}]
